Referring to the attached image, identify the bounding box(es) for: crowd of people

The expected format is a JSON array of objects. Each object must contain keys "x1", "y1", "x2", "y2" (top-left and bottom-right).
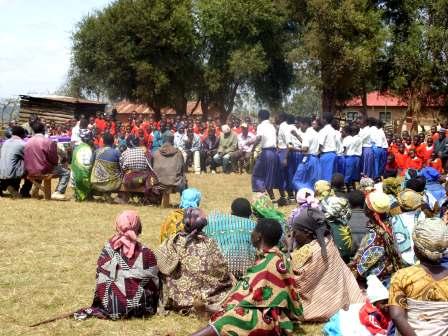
[{"x1": 2, "y1": 109, "x2": 448, "y2": 335}]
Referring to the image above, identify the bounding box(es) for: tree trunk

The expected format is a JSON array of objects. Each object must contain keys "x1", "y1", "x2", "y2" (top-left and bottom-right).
[
  {"x1": 174, "y1": 96, "x2": 187, "y2": 116},
  {"x1": 360, "y1": 86, "x2": 368, "y2": 117},
  {"x1": 321, "y1": 87, "x2": 336, "y2": 115},
  {"x1": 200, "y1": 99, "x2": 209, "y2": 120}
]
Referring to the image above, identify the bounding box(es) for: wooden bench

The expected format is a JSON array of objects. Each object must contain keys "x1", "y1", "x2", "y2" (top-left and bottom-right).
[
  {"x1": 27, "y1": 174, "x2": 56, "y2": 200},
  {"x1": 119, "y1": 184, "x2": 176, "y2": 208}
]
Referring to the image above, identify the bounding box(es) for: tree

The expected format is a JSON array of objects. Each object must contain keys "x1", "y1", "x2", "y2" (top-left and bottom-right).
[
  {"x1": 194, "y1": 0, "x2": 294, "y2": 120},
  {"x1": 71, "y1": 0, "x2": 199, "y2": 118},
  {"x1": 288, "y1": 0, "x2": 386, "y2": 114}
]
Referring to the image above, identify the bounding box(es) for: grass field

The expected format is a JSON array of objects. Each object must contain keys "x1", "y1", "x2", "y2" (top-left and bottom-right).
[{"x1": 0, "y1": 173, "x2": 323, "y2": 336}]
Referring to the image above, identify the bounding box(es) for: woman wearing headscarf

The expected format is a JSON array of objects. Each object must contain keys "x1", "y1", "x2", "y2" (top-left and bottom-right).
[
  {"x1": 287, "y1": 188, "x2": 320, "y2": 229},
  {"x1": 75, "y1": 211, "x2": 159, "y2": 320},
  {"x1": 291, "y1": 207, "x2": 364, "y2": 322},
  {"x1": 349, "y1": 192, "x2": 403, "y2": 284},
  {"x1": 119, "y1": 135, "x2": 161, "y2": 204},
  {"x1": 155, "y1": 208, "x2": 233, "y2": 314},
  {"x1": 421, "y1": 167, "x2": 445, "y2": 206},
  {"x1": 390, "y1": 189, "x2": 425, "y2": 266},
  {"x1": 314, "y1": 180, "x2": 354, "y2": 261},
  {"x1": 192, "y1": 218, "x2": 303, "y2": 336},
  {"x1": 389, "y1": 218, "x2": 448, "y2": 336},
  {"x1": 71, "y1": 129, "x2": 94, "y2": 201},
  {"x1": 159, "y1": 188, "x2": 201, "y2": 243},
  {"x1": 382, "y1": 177, "x2": 403, "y2": 216}
]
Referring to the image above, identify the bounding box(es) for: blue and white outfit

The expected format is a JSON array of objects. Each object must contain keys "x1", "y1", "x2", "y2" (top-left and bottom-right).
[
  {"x1": 252, "y1": 120, "x2": 279, "y2": 192},
  {"x1": 293, "y1": 127, "x2": 320, "y2": 190},
  {"x1": 318, "y1": 124, "x2": 339, "y2": 181},
  {"x1": 359, "y1": 126, "x2": 374, "y2": 178},
  {"x1": 335, "y1": 130, "x2": 345, "y2": 176},
  {"x1": 287, "y1": 125, "x2": 303, "y2": 192},
  {"x1": 277, "y1": 121, "x2": 290, "y2": 191},
  {"x1": 343, "y1": 134, "x2": 362, "y2": 184},
  {"x1": 370, "y1": 126, "x2": 388, "y2": 180}
]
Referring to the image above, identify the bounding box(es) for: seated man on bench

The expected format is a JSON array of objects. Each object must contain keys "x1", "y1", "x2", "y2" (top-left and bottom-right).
[{"x1": 24, "y1": 121, "x2": 70, "y2": 200}]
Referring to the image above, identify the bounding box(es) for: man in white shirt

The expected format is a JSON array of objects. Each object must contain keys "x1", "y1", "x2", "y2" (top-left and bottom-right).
[
  {"x1": 318, "y1": 113, "x2": 339, "y2": 182},
  {"x1": 343, "y1": 124, "x2": 363, "y2": 190},
  {"x1": 251, "y1": 109, "x2": 280, "y2": 201},
  {"x1": 231, "y1": 123, "x2": 255, "y2": 173},
  {"x1": 358, "y1": 117, "x2": 375, "y2": 179},
  {"x1": 292, "y1": 117, "x2": 321, "y2": 191}
]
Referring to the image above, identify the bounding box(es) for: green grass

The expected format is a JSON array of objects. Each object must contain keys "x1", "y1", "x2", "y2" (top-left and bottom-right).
[{"x1": 0, "y1": 173, "x2": 323, "y2": 336}]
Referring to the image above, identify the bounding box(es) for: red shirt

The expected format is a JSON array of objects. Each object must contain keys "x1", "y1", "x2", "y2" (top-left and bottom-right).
[
  {"x1": 394, "y1": 152, "x2": 408, "y2": 170},
  {"x1": 95, "y1": 118, "x2": 106, "y2": 133},
  {"x1": 432, "y1": 133, "x2": 440, "y2": 143},
  {"x1": 429, "y1": 158, "x2": 443, "y2": 173},
  {"x1": 24, "y1": 134, "x2": 58, "y2": 175},
  {"x1": 406, "y1": 156, "x2": 423, "y2": 170},
  {"x1": 359, "y1": 300, "x2": 391, "y2": 335},
  {"x1": 416, "y1": 144, "x2": 433, "y2": 162}
]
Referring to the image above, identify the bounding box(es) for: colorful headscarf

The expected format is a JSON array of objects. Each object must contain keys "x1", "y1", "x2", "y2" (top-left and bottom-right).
[
  {"x1": 413, "y1": 217, "x2": 448, "y2": 263},
  {"x1": 183, "y1": 208, "x2": 208, "y2": 234},
  {"x1": 110, "y1": 210, "x2": 142, "y2": 258},
  {"x1": 360, "y1": 177, "x2": 375, "y2": 193},
  {"x1": 321, "y1": 196, "x2": 352, "y2": 224},
  {"x1": 288, "y1": 188, "x2": 320, "y2": 229},
  {"x1": 365, "y1": 192, "x2": 392, "y2": 236},
  {"x1": 252, "y1": 194, "x2": 286, "y2": 224},
  {"x1": 179, "y1": 188, "x2": 202, "y2": 209},
  {"x1": 314, "y1": 180, "x2": 334, "y2": 200},
  {"x1": 397, "y1": 189, "x2": 423, "y2": 211},
  {"x1": 79, "y1": 128, "x2": 93, "y2": 142},
  {"x1": 382, "y1": 177, "x2": 402, "y2": 196}
]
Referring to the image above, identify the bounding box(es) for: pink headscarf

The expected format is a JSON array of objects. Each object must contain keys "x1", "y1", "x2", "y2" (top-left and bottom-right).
[{"x1": 110, "y1": 210, "x2": 142, "y2": 258}]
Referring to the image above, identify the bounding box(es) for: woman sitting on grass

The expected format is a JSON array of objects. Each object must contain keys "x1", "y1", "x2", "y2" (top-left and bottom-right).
[
  {"x1": 389, "y1": 217, "x2": 448, "y2": 336},
  {"x1": 291, "y1": 206, "x2": 364, "y2": 322},
  {"x1": 192, "y1": 218, "x2": 303, "y2": 336},
  {"x1": 159, "y1": 188, "x2": 202, "y2": 243},
  {"x1": 156, "y1": 208, "x2": 233, "y2": 314},
  {"x1": 75, "y1": 210, "x2": 159, "y2": 320}
]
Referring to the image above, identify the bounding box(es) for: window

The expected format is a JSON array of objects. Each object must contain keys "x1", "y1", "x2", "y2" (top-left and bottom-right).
[
  {"x1": 379, "y1": 112, "x2": 391, "y2": 123},
  {"x1": 346, "y1": 111, "x2": 358, "y2": 122}
]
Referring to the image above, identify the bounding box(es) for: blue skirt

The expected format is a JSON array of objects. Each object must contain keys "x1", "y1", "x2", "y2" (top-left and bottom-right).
[
  {"x1": 319, "y1": 152, "x2": 337, "y2": 181},
  {"x1": 379, "y1": 148, "x2": 388, "y2": 177},
  {"x1": 344, "y1": 155, "x2": 361, "y2": 183},
  {"x1": 361, "y1": 147, "x2": 374, "y2": 178},
  {"x1": 277, "y1": 149, "x2": 289, "y2": 190},
  {"x1": 252, "y1": 148, "x2": 280, "y2": 192},
  {"x1": 288, "y1": 151, "x2": 303, "y2": 191},
  {"x1": 372, "y1": 146, "x2": 383, "y2": 180},
  {"x1": 336, "y1": 155, "x2": 346, "y2": 176},
  {"x1": 293, "y1": 155, "x2": 320, "y2": 191}
]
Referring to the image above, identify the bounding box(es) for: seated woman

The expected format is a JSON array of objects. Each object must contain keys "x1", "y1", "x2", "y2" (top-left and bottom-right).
[
  {"x1": 155, "y1": 208, "x2": 233, "y2": 314},
  {"x1": 90, "y1": 133, "x2": 122, "y2": 194},
  {"x1": 389, "y1": 218, "x2": 448, "y2": 336},
  {"x1": 204, "y1": 198, "x2": 257, "y2": 278},
  {"x1": 421, "y1": 167, "x2": 445, "y2": 206},
  {"x1": 72, "y1": 129, "x2": 94, "y2": 201},
  {"x1": 192, "y1": 218, "x2": 303, "y2": 336},
  {"x1": 119, "y1": 135, "x2": 161, "y2": 203},
  {"x1": 390, "y1": 189, "x2": 425, "y2": 266},
  {"x1": 314, "y1": 180, "x2": 354, "y2": 262},
  {"x1": 349, "y1": 192, "x2": 403, "y2": 284},
  {"x1": 75, "y1": 210, "x2": 159, "y2": 320},
  {"x1": 159, "y1": 188, "x2": 202, "y2": 243},
  {"x1": 382, "y1": 177, "x2": 403, "y2": 216},
  {"x1": 291, "y1": 206, "x2": 364, "y2": 322}
]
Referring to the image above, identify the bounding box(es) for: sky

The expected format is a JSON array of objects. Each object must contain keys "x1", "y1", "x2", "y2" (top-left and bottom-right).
[{"x1": 0, "y1": 0, "x2": 112, "y2": 98}]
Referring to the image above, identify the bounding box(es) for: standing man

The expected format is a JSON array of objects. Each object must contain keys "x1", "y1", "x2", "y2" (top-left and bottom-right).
[
  {"x1": 435, "y1": 127, "x2": 448, "y2": 171},
  {"x1": 0, "y1": 126, "x2": 32, "y2": 197},
  {"x1": 251, "y1": 109, "x2": 280, "y2": 201},
  {"x1": 318, "y1": 112, "x2": 339, "y2": 182},
  {"x1": 24, "y1": 121, "x2": 70, "y2": 200}
]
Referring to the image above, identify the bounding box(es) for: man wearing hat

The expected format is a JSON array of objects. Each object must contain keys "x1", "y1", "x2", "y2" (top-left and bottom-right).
[{"x1": 230, "y1": 123, "x2": 255, "y2": 173}]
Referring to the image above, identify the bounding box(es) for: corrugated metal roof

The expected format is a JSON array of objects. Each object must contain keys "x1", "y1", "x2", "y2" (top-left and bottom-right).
[
  {"x1": 115, "y1": 100, "x2": 154, "y2": 114},
  {"x1": 20, "y1": 95, "x2": 106, "y2": 105}
]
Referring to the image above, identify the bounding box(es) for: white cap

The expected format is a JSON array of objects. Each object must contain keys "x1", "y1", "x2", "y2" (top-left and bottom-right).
[
  {"x1": 221, "y1": 124, "x2": 231, "y2": 134},
  {"x1": 366, "y1": 274, "x2": 389, "y2": 304}
]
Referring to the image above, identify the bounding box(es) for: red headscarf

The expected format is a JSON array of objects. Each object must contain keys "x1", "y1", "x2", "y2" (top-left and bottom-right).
[{"x1": 110, "y1": 210, "x2": 142, "y2": 258}]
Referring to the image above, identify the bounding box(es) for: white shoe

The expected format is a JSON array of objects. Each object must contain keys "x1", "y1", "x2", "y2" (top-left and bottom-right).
[
  {"x1": 195, "y1": 172, "x2": 201, "y2": 175},
  {"x1": 51, "y1": 191, "x2": 67, "y2": 201},
  {"x1": 211, "y1": 170, "x2": 216, "y2": 174}
]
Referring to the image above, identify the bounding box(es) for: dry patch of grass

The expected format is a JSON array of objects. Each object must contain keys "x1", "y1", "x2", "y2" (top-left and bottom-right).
[{"x1": 0, "y1": 174, "x2": 323, "y2": 336}]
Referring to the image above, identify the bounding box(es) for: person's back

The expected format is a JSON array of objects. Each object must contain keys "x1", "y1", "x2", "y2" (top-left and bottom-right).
[
  {"x1": 153, "y1": 134, "x2": 186, "y2": 189},
  {"x1": 24, "y1": 128, "x2": 58, "y2": 176},
  {"x1": 0, "y1": 131, "x2": 26, "y2": 180},
  {"x1": 119, "y1": 147, "x2": 149, "y2": 172},
  {"x1": 347, "y1": 190, "x2": 369, "y2": 249},
  {"x1": 91, "y1": 133, "x2": 122, "y2": 192}
]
